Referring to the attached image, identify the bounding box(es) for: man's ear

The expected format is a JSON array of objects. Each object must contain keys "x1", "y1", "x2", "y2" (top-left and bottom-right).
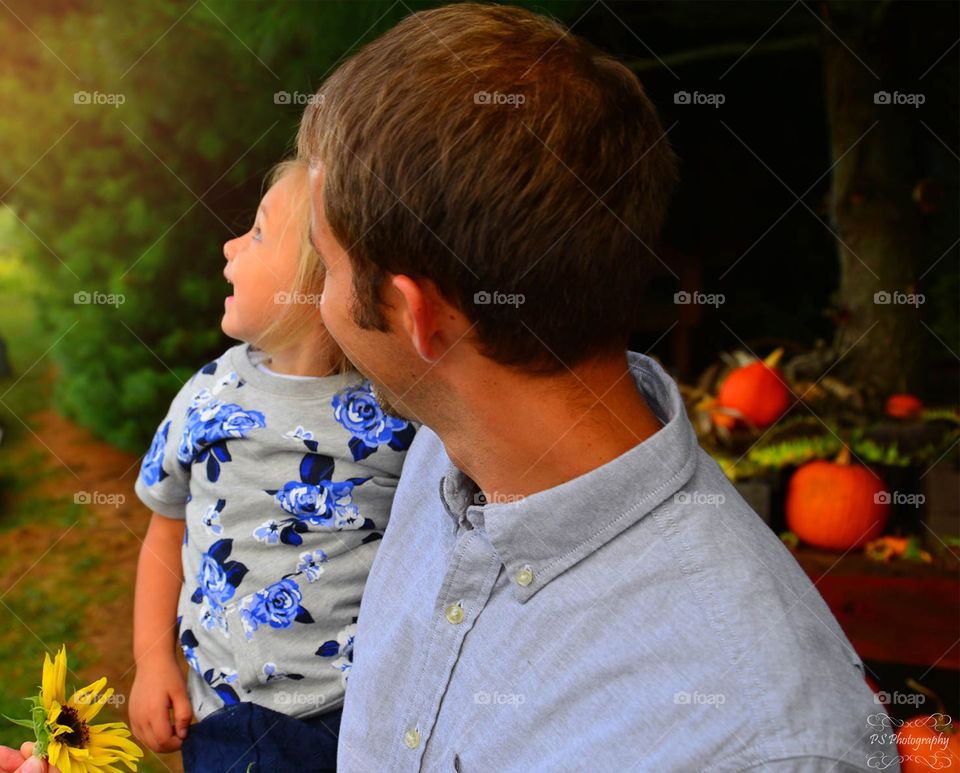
[{"x1": 391, "y1": 274, "x2": 441, "y2": 362}]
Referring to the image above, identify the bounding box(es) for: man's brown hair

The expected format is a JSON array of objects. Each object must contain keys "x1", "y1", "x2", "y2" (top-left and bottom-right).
[{"x1": 297, "y1": 2, "x2": 678, "y2": 373}]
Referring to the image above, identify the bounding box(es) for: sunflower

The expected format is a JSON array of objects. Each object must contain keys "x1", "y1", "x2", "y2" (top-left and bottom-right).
[{"x1": 25, "y1": 645, "x2": 143, "y2": 773}]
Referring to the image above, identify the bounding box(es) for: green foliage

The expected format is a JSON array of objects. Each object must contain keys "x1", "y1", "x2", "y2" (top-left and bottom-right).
[
  {"x1": 711, "y1": 414, "x2": 960, "y2": 481},
  {"x1": 0, "y1": 1, "x2": 582, "y2": 451}
]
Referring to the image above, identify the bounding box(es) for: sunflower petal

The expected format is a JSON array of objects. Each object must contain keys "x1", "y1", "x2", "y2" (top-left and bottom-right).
[
  {"x1": 41, "y1": 652, "x2": 54, "y2": 710},
  {"x1": 52, "y1": 645, "x2": 67, "y2": 705},
  {"x1": 57, "y1": 749, "x2": 72, "y2": 773},
  {"x1": 47, "y1": 707, "x2": 73, "y2": 741},
  {"x1": 71, "y1": 679, "x2": 112, "y2": 723},
  {"x1": 86, "y1": 722, "x2": 144, "y2": 769},
  {"x1": 47, "y1": 739, "x2": 62, "y2": 766},
  {"x1": 70, "y1": 677, "x2": 107, "y2": 702}
]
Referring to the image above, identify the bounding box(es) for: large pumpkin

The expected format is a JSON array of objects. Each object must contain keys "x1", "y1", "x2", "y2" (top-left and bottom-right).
[
  {"x1": 897, "y1": 680, "x2": 960, "y2": 772},
  {"x1": 897, "y1": 714, "x2": 960, "y2": 771},
  {"x1": 785, "y1": 446, "x2": 889, "y2": 550},
  {"x1": 713, "y1": 348, "x2": 791, "y2": 428}
]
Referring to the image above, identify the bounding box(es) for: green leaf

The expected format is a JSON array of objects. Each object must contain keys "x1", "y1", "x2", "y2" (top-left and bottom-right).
[{"x1": 2, "y1": 714, "x2": 35, "y2": 730}]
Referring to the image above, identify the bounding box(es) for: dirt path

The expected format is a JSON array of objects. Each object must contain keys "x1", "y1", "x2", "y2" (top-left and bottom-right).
[{"x1": 0, "y1": 408, "x2": 184, "y2": 773}]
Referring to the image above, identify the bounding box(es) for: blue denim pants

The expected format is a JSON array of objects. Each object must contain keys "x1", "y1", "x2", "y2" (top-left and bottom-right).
[{"x1": 181, "y1": 701, "x2": 342, "y2": 772}]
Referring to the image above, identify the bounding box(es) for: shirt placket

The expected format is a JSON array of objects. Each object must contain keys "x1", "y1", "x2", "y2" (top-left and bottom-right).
[{"x1": 389, "y1": 522, "x2": 501, "y2": 771}]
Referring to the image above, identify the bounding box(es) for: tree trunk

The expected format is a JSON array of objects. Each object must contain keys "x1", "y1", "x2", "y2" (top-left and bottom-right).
[{"x1": 821, "y1": 1, "x2": 924, "y2": 399}]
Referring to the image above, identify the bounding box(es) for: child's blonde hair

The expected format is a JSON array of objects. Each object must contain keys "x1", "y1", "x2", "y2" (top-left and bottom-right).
[{"x1": 252, "y1": 158, "x2": 352, "y2": 377}]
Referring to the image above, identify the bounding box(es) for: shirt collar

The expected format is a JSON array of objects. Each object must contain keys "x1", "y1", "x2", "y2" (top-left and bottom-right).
[{"x1": 437, "y1": 351, "x2": 700, "y2": 602}]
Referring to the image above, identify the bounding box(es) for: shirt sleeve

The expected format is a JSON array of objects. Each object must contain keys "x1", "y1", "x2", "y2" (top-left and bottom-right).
[{"x1": 134, "y1": 373, "x2": 206, "y2": 519}]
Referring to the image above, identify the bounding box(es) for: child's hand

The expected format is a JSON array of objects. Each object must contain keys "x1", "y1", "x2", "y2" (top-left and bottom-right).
[
  {"x1": 0, "y1": 742, "x2": 60, "y2": 773},
  {"x1": 129, "y1": 655, "x2": 193, "y2": 753}
]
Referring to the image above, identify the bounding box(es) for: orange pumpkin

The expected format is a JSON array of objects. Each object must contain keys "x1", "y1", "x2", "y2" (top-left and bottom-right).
[
  {"x1": 713, "y1": 349, "x2": 791, "y2": 428},
  {"x1": 785, "y1": 446, "x2": 889, "y2": 550},
  {"x1": 897, "y1": 715, "x2": 960, "y2": 771},
  {"x1": 885, "y1": 393, "x2": 924, "y2": 419}
]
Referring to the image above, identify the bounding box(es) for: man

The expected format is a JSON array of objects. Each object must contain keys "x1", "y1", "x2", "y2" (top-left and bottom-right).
[
  {"x1": 0, "y1": 3, "x2": 899, "y2": 773},
  {"x1": 296, "y1": 3, "x2": 897, "y2": 772}
]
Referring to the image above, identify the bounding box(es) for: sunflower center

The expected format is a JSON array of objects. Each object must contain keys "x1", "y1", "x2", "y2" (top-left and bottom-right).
[{"x1": 55, "y1": 704, "x2": 89, "y2": 748}]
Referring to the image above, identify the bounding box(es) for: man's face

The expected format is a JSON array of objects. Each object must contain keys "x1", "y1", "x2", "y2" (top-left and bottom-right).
[{"x1": 308, "y1": 165, "x2": 417, "y2": 421}]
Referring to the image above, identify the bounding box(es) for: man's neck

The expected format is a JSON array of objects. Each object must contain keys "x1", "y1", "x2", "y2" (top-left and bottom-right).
[{"x1": 435, "y1": 352, "x2": 663, "y2": 503}]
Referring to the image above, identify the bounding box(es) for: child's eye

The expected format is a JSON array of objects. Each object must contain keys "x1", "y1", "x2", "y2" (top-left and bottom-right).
[{"x1": 252, "y1": 227, "x2": 263, "y2": 242}]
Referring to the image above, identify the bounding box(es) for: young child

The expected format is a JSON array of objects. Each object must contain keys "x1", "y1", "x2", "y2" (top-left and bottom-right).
[{"x1": 128, "y1": 158, "x2": 416, "y2": 773}]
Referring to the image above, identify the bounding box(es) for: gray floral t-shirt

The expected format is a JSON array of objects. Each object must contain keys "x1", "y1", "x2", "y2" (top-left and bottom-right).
[{"x1": 134, "y1": 343, "x2": 416, "y2": 720}]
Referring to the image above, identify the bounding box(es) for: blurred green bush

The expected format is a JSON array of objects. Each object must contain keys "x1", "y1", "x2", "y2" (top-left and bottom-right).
[{"x1": 0, "y1": 0, "x2": 576, "y2": 451}]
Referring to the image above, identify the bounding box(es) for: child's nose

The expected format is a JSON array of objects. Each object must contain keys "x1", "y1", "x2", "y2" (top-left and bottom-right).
[{"x1": 223, "y1": 236, "x2": 239, "y2": 260}]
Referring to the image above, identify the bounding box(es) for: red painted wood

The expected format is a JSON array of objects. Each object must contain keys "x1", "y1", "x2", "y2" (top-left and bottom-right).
[{"x1": 797, "y1": 560, "x2": 960, "y2": 669}]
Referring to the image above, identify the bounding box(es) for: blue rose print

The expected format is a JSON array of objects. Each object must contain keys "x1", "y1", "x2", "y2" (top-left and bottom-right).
[
  {"x1": 201, "y1": 499, "x2": 225, "y2": 536},
  {"x1": 239, "y1": 578, "x2": 313, "y2": 640},
  {"x1": 332, "y1": 379, "x2": 416, "y2": 461},
  {"x1": 190, "y1": 539, "x2": 248, "y2": 631},
  {"x1": 275, "y1": 479, "x2": 364, "y2": 526},
  {"x1": 316, "y1": 622, "x2": 356, "y2": 687},
  {"x1": 179, "y1": 623, "x2": 239, "y2": 706},
  {"x1": 264, "y1": 446, "x2": 372, "y2": 544},
  {"x1": 283, "y1": 426, "x2": 313, "y2": 441},
  {"x1": 297, "y1": 550, "x2": 328, "y2": 582},
  {"x1": 253, "y1": 519, "x2": 282, "y2": 544},
  {"x1": 201, "y1": 666, "x2": 239, "y2": 706},
  {"x1": 140, "y1": 420, "x2": 170, "y2": 487},
  {"x1": 262, "y1": 663, "x2": 304, "y2": 682},
  {"x1": 177, "y1": 398, "x2": 266, "y2": 482},
  {"x1": 179, "y1": 626, "x2": 202, "y2": 676}
]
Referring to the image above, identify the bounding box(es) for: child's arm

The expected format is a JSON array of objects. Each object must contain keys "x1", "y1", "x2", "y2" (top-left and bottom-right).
[{"x1": 129, "y1": 513, "x2": 193, "y2": 753}]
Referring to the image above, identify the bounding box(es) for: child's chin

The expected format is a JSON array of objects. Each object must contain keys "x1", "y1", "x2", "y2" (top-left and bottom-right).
[{"x1": 220, "y1": 318, "x2": 243, "y2": 342}]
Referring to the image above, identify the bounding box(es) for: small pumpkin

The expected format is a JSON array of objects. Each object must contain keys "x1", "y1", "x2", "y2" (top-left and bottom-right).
[
  {"x1": 785, "y1": 446, "x2": 889, "y2": 550},
  {"x1": 885, "y1": 393, "x2": 924, "y2": 419},
  {"x1": 712, "y1": 348, "x2": 791, "y2": 428},
  {"x1": 897, "y1": 680, "x2": 960, "y2": 772}
]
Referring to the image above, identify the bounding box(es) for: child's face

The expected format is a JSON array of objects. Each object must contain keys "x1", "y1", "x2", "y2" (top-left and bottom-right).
[{"x1": 222, "y1": 171, "x2": 306, "y2": 347}]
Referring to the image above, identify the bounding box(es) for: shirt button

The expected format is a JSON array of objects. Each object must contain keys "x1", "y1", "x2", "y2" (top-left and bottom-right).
[
  {"x1": 516, "y1": 567, "x2": 533, "y2": 586},
  {"x1": 404, "y1": 728, "x2": 420, "y2": 749},
  {"x1": 445, "y1": 604, "x2": 464, "y2": 624}
]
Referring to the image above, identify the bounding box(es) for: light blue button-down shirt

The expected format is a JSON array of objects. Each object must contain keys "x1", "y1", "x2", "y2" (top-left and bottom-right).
[{"x1": 338, "y1": 351, "x2": 900, "y2": 772}]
